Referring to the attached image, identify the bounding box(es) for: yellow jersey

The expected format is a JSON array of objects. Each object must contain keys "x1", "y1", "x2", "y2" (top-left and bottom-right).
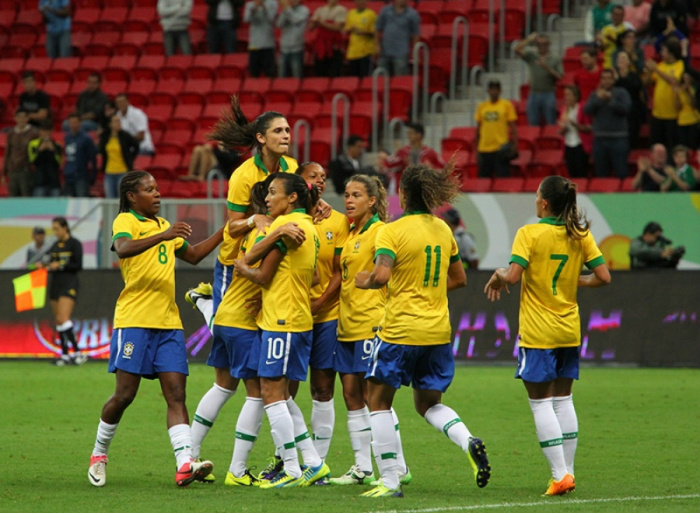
[
  {"x1": 600, "y1": 23, "x2": 629, "y2": 68},
  {"x1": 338, "y1": 214, "x2": 386, "y2": 342},
  {"x1": 677, "y1": 87, "x2": 700, "y2": 126},
  {"x1": 105, "y1": 136, "x2": 128, "y2": 174},
  {"x1": 345, "y1": 8, "x2": 377, "y2": 60},
  {"x1": 510, "y1": 217, "x2": 605, "y2": 349},
  {"x1": 111, "y1": 210, "x2": 188, "y2": 329},
  {"x1": 651, "y1": 60, "x2": 685, "y2": 120},
  {"x1": 475, "y1": 98, "x2": 518, "y2": 153},
  {"x1": 257, "y1": 209, "x2": 319, "y2": 332},
  {"x1": 218, "y1": 154, "x2": 298, "y2": 266},
  {"x1": 214, "y1": 227, "x2": 266, "y2": 331},
  {"x1": 374, "y1": 213, "x2": 460, "y2": 346},
  {"x1": 311, "y1": 209, "x2": 350, "y2": 324}
]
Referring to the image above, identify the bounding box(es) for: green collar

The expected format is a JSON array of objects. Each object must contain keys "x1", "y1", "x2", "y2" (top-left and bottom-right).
[
  {"x1": 254, "y1": 153, "x2": 289, "y2": 175},
  {"x1": 351, "y1": 213, "x2": 380, "y2": 234},
  {"x1": 290, "y1": 208, "x2": 306, "y2": 214},
  {"x1": 402, "y1": 210, "x2": 430, "y2": 217},
  {"x1": 129, "y1": 209, "x2": 147, "y2": 221},
  {"x1": 539, "y1": 216, "x2": 566, "y2": 226}
]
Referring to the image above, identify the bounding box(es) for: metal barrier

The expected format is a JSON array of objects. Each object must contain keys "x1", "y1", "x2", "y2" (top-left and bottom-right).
[
  {"x1": 450, "y1": 17, "x2": 468, "y2": 101},
  {"x1": 499, "y1": 0, "x2": 506, "y2": 65},
  {"x1": 206, "y1": 168, "x2": 226, "y2": 199},
  {"x1": 330, "y1": 92, "x2": 350, "y2": 160},
  {"x1": 488, "y1": 1, "x2": 495, "y2": 71},
  {"x1": 291, "y1": 118, "x2": 311, "y2": 163},
  {"x1": 371, "y1": 67, "x2": 390, "y2": 151},
  {"x1": 548, "y1": 14, "x2": 563, "y2": 57},
  {"x1": 468, "y1": 66, "x2": 483, "y2": 126},
  {"x1": 429, "y1": 92, "x2": 448, "y2": 151},
  {"x1": 411, "y1": 41, "x2": 430, "y2": 122},
  {"x1": 387, "y1": 117, "x2": 405, "y2": 151}
]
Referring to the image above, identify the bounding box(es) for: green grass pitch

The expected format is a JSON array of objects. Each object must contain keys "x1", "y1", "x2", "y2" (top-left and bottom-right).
[{"x1": 1, "y1": 362, "x2": 698, "y2": 513}]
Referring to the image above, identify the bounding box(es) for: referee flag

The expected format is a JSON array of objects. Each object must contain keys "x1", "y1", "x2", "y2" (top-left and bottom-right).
[{"x1": 13, "y1": 268, "x2": 48, "y2": 312}]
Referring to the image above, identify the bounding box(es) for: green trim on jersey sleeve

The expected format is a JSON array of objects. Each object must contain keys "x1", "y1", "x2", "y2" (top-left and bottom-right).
[
  {"x1": 510, "y1": 254, "x2": 529, "y2": 269},
  {"x1": 175, "y1": 240, "x2": 189, "y2": 256},
  {"x1": 275, "y1": 240, "x2": 288, "y2": 254},
  {"x1": 585, "y1": 255, "x2": 605, "y2": 269},
  {"x1": 334, "y1": 247, "x2": 343, "y2": 255},
  {"x1": 228, "y1": 201, "x2": 248, "y2": 212},
  {"x1": 255, "y1": 236, "x2": 265, "y2": 244},
  {"x1": 449, "y1": 254, "x2": 461, "y2": 264},
  {"x1": 112, "y1": 232, "x2": 132, "y2": 242},
  {"x1": 375, "y1": 248, "x2": 396, "y2": 261}
]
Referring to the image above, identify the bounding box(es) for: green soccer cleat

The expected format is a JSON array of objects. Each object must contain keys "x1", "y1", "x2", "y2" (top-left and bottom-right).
[
  {"x1": 297, "y1": 462, "x2": 331, "y2": 487},
  {"x1": 360, "y1": 484, "x2": 404, "y2": 498},
  {"x1": 225, "y1": 469, "x2": 260, "y2": 486},
  {"x1": 467, "y1": 437, "x2": 491, "y2": 488},
  {"x1": 185, "y1": 282, "x2": 213, "y2": 308},
  {"x1": 368, "y1": 467, "x2": 412, "y2": 487},
  {"x1": 258, "y1": 470, "x2": 303, "y2": 489},
  {"x1": 329, "y1": 464, "x2": 374, "y2": 485}
]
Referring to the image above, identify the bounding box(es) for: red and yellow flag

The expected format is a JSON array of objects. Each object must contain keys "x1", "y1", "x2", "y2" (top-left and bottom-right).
[{"x1": 13, "y1": 268, "x2": 48, "y2": 312}]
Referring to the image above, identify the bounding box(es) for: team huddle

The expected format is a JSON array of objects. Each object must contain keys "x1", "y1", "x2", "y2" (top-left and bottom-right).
[{"x1": 85, "y1": 99, "x2": 610, "y2": 499}]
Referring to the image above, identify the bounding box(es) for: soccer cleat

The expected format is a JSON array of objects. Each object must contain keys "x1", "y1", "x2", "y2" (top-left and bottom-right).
[
  {"x1": 297, "y1": 462, "x2": 331, "y2": 487},
  {"x1": 194, "y1": 458, "x2": 215, "y2": 483},
  {"x1": 54, "y1": 355, "x2": 71, "y2": 366},
  {"x1": 467, "y1": 437, "x2": 491, "y2": 488},
  {"x1": 88, "y1": 455, "x2": 107, "y2": 487},
  {"x1": 225, "y1": 470, "x2": 260, "y2": 487},
  {"x1": 185, "y1": 282, "x2": 213, "y2": 308},
  {"x1": 368, "y1": 468, "x2": 412, "y2": 487},
  {"x1": 258, "y1": 470, "x2": 302, "y2": 489},
  {"x1": 73, "y1": 353, "x2": 88, "y2": 365},
  {"x1": 360, "y1": 484, "x2": 404, "y2": 498},
  {"x1": 258, "y1": 456, "x2": 284, "y2": 481},
  {"x1": 176, "y1": 458, "x2": 213, "y2": 487},
  {"x1": 329, "y1": 464, "x2": 375, "y2": 485},
  {"x1": 544, "y1": 473, "x2": 576, "y2": 496}
]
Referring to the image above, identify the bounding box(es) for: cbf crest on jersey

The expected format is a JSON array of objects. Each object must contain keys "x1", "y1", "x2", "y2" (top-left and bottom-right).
[{"x1": 326, "y1": 231, "x2": 333, "y2": 241}]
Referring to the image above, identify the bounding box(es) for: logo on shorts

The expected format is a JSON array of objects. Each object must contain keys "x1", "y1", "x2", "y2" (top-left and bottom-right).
[
  {"x1": 326, "y1": 231, "x2": 333, "y2": 241},
  {"x1": 265, "y1": 359, "x2": 277, "y2": 365},
  {"x1": 123, "y1": 342, "x2": 134, "y2": 359}
]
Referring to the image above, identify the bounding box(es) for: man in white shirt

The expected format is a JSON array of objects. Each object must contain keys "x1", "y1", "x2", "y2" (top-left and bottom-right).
[{"x1": 115, "y1": 93, "x2": 155, "y2": 155}]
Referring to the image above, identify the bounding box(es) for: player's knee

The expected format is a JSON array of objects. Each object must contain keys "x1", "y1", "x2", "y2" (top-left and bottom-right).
[
  {"x1": 112, "y1": 389, "x2": 137, "y2": 410},
  {"x1": 342, "y1": 389, "x2": 364, "y2": 410},
  {"x1": 310, "y1": 381, "x2": 334, "y2": 402}
]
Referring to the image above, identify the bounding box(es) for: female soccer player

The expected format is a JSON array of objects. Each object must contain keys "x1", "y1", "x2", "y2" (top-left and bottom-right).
[
  {"x1": 234, "y1": 173, "x2": 330, "y2": 489},
  {"x1": 87, "y1": 171, "x2": 223, "y2": 488},
  {"x1": 484, "y1": 175, "x2": 611, "y2": 496},
  {"x1": 356, "y1": 164, "x2": 490, "y2": 498},
  {"x1": 38, "y1": 216, "x2": 85, "y2": 366}
]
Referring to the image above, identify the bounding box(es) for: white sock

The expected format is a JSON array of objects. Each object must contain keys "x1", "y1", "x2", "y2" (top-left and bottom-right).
[
  {"x1": 347, "y1": 406, "x2": 373, "y2": 472},
  {"x1": 92, "y1": 419, "x2": 118, "y2": 457},
  {"x1": 311, "y1": 399, "x2": 335, "y2": 460},
  {"x1": 286, "y1": 397, "x2": 322, "y2": 468},
  {"x1": 553, "y1": 395, "x2": 578, "y2": 476},
  {"x1": 265, "y1": 400, "x2": 302, "y2": 478},
  {"x1": 424, "y1": 403, "x2": 473, "y2": 451},
  {"x1": 191, "y1": 383, "x2": 236, "y2": 459},
  {"x1": 196, "y1": 297, "x2": 215, "y2": 333},
  {"x1": 229, "y1": 397, "x2": 264, "y2": 477},
  {"x1": 390, "y1": 407, "x2": 409, "y2": 474},
  {"x1": 168, "y1": 423, "x2": 193, "y2": 468},
  {"x1": 529, "y1": 397, "x2": 568, "y2": 481},
  {"x1": 370, "y1": 410, "x2": 400, "y2": 489}
]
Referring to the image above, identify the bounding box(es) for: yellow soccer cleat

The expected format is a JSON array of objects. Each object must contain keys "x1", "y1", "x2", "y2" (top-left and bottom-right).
[{"x1": 185, "y1": 282, "x2": 213, "y2": 308}]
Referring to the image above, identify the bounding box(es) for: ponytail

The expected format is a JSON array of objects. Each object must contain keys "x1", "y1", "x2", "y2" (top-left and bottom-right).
[
  {"x1": 539, "y1": 176, "x2": 590, "y2": 239},
  {"x1": 345, "y1": 174, "x2": 389, "y2": 222}
]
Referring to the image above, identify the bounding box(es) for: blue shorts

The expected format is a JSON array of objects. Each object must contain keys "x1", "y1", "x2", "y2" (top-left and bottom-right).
[
  {"x1": 108, "y1": 328, "x2": 188, "y2": 379},
  {"x1": 212, "y1": 260, "x2": 234, "y2": 314},
  {"x1": 515, "y1": 345, "x2": 580, "y2": 383},
  {"x1": 365, "y1": 337, "x2": 454, "y2": 392},
  {"x1": 309, "y1": 320, "x2": 337, "y2": 370},
  {"x1": 258, "y1": 330, "x2": 312, "y2": 381},
  {"x1": 334, "y1": 339, "x2": 374, "y2": 374},
  {"x1": 212, "y1": 325, "x2": 259, "y2": 380}
]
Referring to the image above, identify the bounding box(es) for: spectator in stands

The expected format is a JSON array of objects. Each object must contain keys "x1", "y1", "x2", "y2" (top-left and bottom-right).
[
  {"x1": 661, "y1": 144, "x2": 700, "y2": 191},
  {"x1": 649, "y1": 0, "x2": 687, "y2": 38},
  {"x1": 158, "y1": 0, "x2": 193, "y2": 56},
  {"x1": 328, "y1": 134, "x2": 371, "y2": 193},
  {"x1": 63, "y1": 113, "x2": 98, "y2": 198},
  {"x1": 276, "y1": 0, "x2": 310, "y2": 78},
  {"x1": 613, "y1": 29, "x2": 645, "y2": 74},
  {"x1": 584, "y1": 68, "x2": 632, "y2": 178},
  {"x1": 99, "y1": 115, "x2": 140, "y2": 199},
  {"x1": 310, "y1": 0, "x2": 347, "y2": 77},
  {"x1": 625, "y1": 0, "x2": 651, "y2": 39},
  {"x1": 344, "y1": 0, "x2": 376, "y2": 78},
  {"x1": 474, "y1": 80, "x2": 518, "y2": 178},
  {"x1": 18, "y1": 72, "x2": 50, "y2": 129},
  {"x1": 39, "y1": 0, "x2": 71, "y2": 58},
  {"x1": 101, "y1": 100, "x2": 117, "y2": 134},
  {"x1": 206, "y1": 0, "x2": 244, "y2": 53},
  {"x1": 600, "y1": 5, "x2": 634, "y2": 68},
  {"x1": 559, "y1": 85, "x2": 592, "y2": 178},
  {"x1": 29, "y1": 120, "x2": 62, "y2": 198},
  {"x1": 381, "y1": 123, "x2": 444, "y2": 192},
  {"x1": 62, "y1": 73, "x2": 107, "y2": 133},
  {"x1": 26, "y1": 227, "x2": 51, "y2": 270},
  {"x1": 244, "y1": 0, "x2": 278, "y2": 78},
  {"x1": 675, "y1": 72, "x2": 700, "y2": 150},
  {"x1": 114, "y1": 93, "x2": 155, "y2": 156},
  {"x1": 441, "y1": 208, "x2": 479, "y2": 270},
  {"x1": 629, "y1": 221, "x2": 684, "y2": 269},
  {"x1": 181, "y1": 141, "x2": 240, "y2": 181},
  {"x1": 514, "y1": 32, "x2": 563, "y2": 126},
  {"x1": 574, "y1": 48, "x2": 603, "y2": 105},
  {"x1": 2, "y1": 109, "x2": 39, "y2": 197},
  {"x1": 645, "y1": 39, "x2": 684, "y2": 150},
  {"x1": 376, "y1": 0, "x2": 420, "y2": 76},
  {"x1": 652, "y1": 17, "x2": 689, "y2": 58},
  {"x1": 615, "y1": 51, "x2": 646, "y2": 149},
  {"x1": 632, "y1": 143, "x2": 669, "y2": 191},
  {"x1": 583, "y1": 0, "x2": 614, "y2": 44}
]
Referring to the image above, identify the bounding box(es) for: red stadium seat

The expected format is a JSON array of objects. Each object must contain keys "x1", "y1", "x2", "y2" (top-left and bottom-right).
[
  {"x1": 137, "y1": 54, "x2": 166, "y2": 70},
  {"x1": 588, "y1": 178, "x2": 622, "y2": 193},
  {"x1": 511, "y1": 150, "x2": 534, "y2": 176},
  {"x1": 620, "y1": 176, "x2": 637, "y2": 192},
  {"x1": 461, "y1": 177, "x2": 492, "y2": 192},
  {"x1": 172, "y1": 104, "x2": 203, "y2": 119},
  {"x1": 523, "y1": 177, "x2": 542, "y2": 192},
  {"x1": 569, "y1": 177, "x2": 589, "y2": 192},
  {"x1": 492, "y1": 177, "x2": 525, "y2": 193}
]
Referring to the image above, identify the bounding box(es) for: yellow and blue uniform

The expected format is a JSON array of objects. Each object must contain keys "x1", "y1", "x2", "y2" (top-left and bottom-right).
[
  {"x1": 309, "y1": 209, "x2": 349, "y2": 369},
  {"x1": 367, "y1": 213, "x2": 460, "y2": 391},
  {"x1": 256, "y1": 209, "x2": 319, "y2": 380},
  {"x1": 509, "y1": 217, "x2": 605, "y2": 382},
  {"x1": 335, "y1": 214, "x2": 385, "y2": 374},
  {"x1": 108, "y1": 210, "x2": 190, "y2": 378}
]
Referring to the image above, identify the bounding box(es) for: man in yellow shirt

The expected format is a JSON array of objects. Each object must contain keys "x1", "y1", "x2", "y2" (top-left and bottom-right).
[
  {"x1": 645, "y1": 39, "x2": 685, "y2": 150},
  {"x1": 474, "y1": 80, "x2": 518, "y2": 178},
  {"x1": 344, "y1": 0, "x2": 377, "y2": 77}
]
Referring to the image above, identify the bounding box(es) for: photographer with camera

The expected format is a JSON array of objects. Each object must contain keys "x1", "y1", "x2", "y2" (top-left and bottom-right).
[{"x1": 629, "y1": 221, "x2": 685, "y2": 269}]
